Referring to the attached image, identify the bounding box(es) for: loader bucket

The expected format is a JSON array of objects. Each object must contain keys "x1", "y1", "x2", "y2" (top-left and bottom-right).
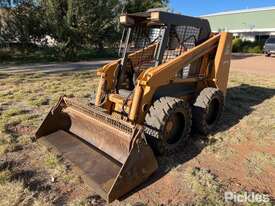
[{"x1": 35, "y1": 97, "x2": 158, "y2": 203}]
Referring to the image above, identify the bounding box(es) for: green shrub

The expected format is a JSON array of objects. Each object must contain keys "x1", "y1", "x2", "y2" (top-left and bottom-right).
[
  {"x1": 0, "y1": 49, "x2": 12, "y2": 62},
  {"x1": 232, "y1": 38, "x2": 242, "y2": 52},
  {"x1": 232, "y1": 38, "x2": 264, "y2": 54},
  {"x1": 247, "y1": 45, "x2": 262, "y2": 54}
]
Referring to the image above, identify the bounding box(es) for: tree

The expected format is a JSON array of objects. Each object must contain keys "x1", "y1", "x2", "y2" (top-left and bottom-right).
[
  {"x1": 76, "y1": 0, "x2": 121, "y2": 50},
  {"x1": 40, "y1": 0, "x2": 121, "y2": 55},
  {"x1": 40, "y1": 0, "x2": 169, "y2": 53},
  {"x1": 1, "y1": 0, "x2": 169, "y2": 59},
  {"x1": 122, "y1": 0, "x2": 169, "y2": 13},
  {"x1": 1, "y1": 0, "x2": 48, "y2": 51}
]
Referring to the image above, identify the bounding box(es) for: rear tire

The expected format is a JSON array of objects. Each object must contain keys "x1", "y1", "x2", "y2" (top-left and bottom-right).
[
  {"x1": 265, "y1": 53, "x2": 271, "y2": 57},
  {"x1": 145, "y1": 97, "x2": 192, "y2": 155},
  {"x1": 192, "y1": 88, "x2": 224, "y2": 135}
]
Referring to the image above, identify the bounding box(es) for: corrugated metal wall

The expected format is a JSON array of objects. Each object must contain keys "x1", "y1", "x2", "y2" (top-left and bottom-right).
[{"x1": 203, "y1": 9, "x2": 275, "y2": 32}]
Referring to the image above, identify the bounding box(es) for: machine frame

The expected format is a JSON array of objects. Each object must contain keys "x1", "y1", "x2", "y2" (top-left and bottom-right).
[{"x1": 95, "y1": 11, "x2": 232, "y2": 124}]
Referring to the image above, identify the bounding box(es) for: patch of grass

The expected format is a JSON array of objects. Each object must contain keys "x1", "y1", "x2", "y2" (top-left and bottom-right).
[
  {"x1": 202, "y1": 72, "x2": 275, "y2": 158},
  {"x1": 0, "y1": 132, "x2": 26, "y2": 154},
  {"x1": 69, "y1": 196, "x2": 106, "y2": 206},
  {"x1": 0, "y1": 144, "x2": 9, "y2": 155},
  {"x1": 30, "y1": 73, "x2": 46, "y2": 79},
  {"x1": 32, "y1": 199, "x2": 51, "y2": 206},
  {"x1": 3, "y1": 143, "x2": 23, "y2": 153},
  {"x1": 245, "y1": 201, "x2": 273, "y2": 206},
  {"x1": 246, "y1": 152, "x2": 275, "y2": 175},
  {"x1": 32, "y1": 198, "x2": 52, "y2": 206},
  {"x1": 1, "y1": 119, "x2": 22, "y2": 140},
  {"x1": 0, "y1": 91, "x2": 13, "y2": 100},
  {"x1": 28, "y1": 97, "x2": 50, "y2": 107},
  {"x1": 69, "y1": 199, "x2": 90, "y2": 206},
  {"x1": 203, "y1": 131, "x2": 236, "y2": 161},
  {"x1": 0, "y1": 135, "x2": 13, "y2": 155},
  {"x1": 0, "y1": 134, "x2": 10, "y2": 145},
  {"x1": 18, "y1": 135, "x2": 33, "y2": 145},
  {"x1": 62, "y1": 173, "x2": 80, "y2": 184},
  {"x1": 0, "y1": 180, "x2": 51, "y2": 206},
  {"x1": 184, "y1": 167, "x2": 226, "y2": 206},
  {"x1": 19, "y1": 114, "x2": 40, "y2": 127},
  {"x1": 1, "y1": 107, "x2": 29, "y2": 119},
  {"x1": 44, "y1": 152, "x2": 62, "y2": 169},
  {"x1": 0, "y1": 181, "x2": 32, "y2": 205},
  {"x1": 12, "y1": 90, "x2": 29, "y2": 101},
  {"x1": 43, "y1": 148, "x2": 80, "y2": 184},
  {"x1": 44, "y1": 152, "x2": 67, "y2": 177},
  {"x1": 0, "y1": 170, "x2": 12, "y2": 184}
]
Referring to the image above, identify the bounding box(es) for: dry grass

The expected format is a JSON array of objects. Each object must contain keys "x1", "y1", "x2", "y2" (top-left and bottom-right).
[
  {"x1": 246, "y1": 152, "x2": 275, "y2": 175},
  {"x1": 204, "y1": 71, "x2": 275, "y2": 156},
  {"x1": 0, "y1": 71, "x2": 98, "y2": 205},
  {"x1": 68, "y1": 196, "x2": 106, "y2": 206},
  {"x1": 184, "y1": 167, "x2": 226, "y2": 206},
  {"x1": 0, "y1": 70, "x2": 274, "y2": 205},
  {"x1": 0, "y1": 180, "x2": 52, "y2": 206}
]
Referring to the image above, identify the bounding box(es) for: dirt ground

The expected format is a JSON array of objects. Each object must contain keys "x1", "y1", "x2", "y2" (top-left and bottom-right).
[
  {"x1": 231, "y1": 54, "x2": 275, "y2": 75},
  {"x1": 0, "y1": 57, "x2": 275, "y2": 206},
  {"x1": 0, "y1": 54, "x2": 274, "y2": 76}
]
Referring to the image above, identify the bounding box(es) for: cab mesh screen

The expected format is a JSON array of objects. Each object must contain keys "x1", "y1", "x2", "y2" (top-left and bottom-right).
[{"x1": 163, "y1": 25, "x2": 201, "y2": 63}]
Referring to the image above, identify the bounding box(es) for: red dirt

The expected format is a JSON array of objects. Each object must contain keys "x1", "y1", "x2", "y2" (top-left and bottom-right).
[
  {"x1": 196, "y1": 142, "x2": 275, "y2": 196},
  {"x1": 231, "y1": 54, "x2": 275, "y2": 75},
  {"x1": 5, "y1": 124, "x2": 36, "y2": 136},
  {"x1": 117, "y1": 139, "x2": 275, "y2": 205}
]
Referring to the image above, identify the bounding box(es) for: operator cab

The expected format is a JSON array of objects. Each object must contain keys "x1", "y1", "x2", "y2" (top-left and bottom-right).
[
  {"x1": 116, "y1": 11, "x2": 210, "y2": 94},
  {"x1": 107, "y1": 11, "x2": 211, "y2": 117}
]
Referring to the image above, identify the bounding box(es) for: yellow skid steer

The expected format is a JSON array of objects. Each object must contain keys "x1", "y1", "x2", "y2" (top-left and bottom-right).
[{"x1": 36, "y1": 11, "x2": 232, "y2": 203}]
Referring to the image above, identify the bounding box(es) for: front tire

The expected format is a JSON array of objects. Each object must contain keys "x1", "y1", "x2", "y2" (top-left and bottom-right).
[
  {"x1": 265, "y1": 52, "x2": 271, "y2": 57},
  {"x1": 193, "y1": 88, "x2": 224, "y2": 135},
  {"x1": 145, "y1": 97, "x2": 192, "y2": 155}
]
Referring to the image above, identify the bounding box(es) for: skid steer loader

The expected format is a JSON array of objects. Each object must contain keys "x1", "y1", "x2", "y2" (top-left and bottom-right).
[{"x1": 36, "y1": 11, "x2": 232, "y2": 203}]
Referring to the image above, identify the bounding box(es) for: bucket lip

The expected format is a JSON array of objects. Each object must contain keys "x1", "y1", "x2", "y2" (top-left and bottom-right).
[
  {"x1": 63, "y1": 97, "x2": 136, "y2": 134},
  {"x1": 36, "y1": 96, "x2": 137, "y2": 138}
]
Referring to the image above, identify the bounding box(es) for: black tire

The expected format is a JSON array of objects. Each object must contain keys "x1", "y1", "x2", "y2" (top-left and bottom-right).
[
  {"x1": 193, "y1": 87, "x2": 224, "y2": 135},
  {"x1": 265, "y1": 52, "x2": 271, "y2": 57},
  {"x1": 145, "y1": 97, "x2": 192, "y2": 155}
]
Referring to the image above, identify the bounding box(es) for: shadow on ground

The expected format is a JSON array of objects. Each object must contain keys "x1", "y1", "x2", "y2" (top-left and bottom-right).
[
  {"x1": 231, "y1": 54, "x2": 259, "y2": 60},
  {"x1": 121, "y1": 83, "x2": 275, "y2": 201},
  {"x1": 0, "y1": 157, "x2": 52, "y2": 193}
]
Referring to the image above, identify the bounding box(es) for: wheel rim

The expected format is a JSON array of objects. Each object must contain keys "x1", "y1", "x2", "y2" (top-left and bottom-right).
[
  {"x1": 163, "y1": 112, "x2": 185, "y2": 145},
  {"x1": 206, "y1": 98, "x2": 220, "y2": 125}
]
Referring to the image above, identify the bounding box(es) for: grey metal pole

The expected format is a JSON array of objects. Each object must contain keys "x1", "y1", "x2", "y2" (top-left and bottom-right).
[{"x1": 155, "y1": 25, "x2": 170, "y2": 66}]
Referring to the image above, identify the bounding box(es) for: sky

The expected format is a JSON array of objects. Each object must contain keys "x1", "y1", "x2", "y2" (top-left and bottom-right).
[{"x1": 170, "y1": 0, "x2": 275, "y2": 16}]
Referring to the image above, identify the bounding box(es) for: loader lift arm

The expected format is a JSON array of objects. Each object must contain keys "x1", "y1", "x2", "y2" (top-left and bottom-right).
[
  {"x1": 97, "y1": 32, "x2": 232, "y2": 122},
  {"x1": 131, "y1": 33, "x2": 232, "y2": 123}
]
